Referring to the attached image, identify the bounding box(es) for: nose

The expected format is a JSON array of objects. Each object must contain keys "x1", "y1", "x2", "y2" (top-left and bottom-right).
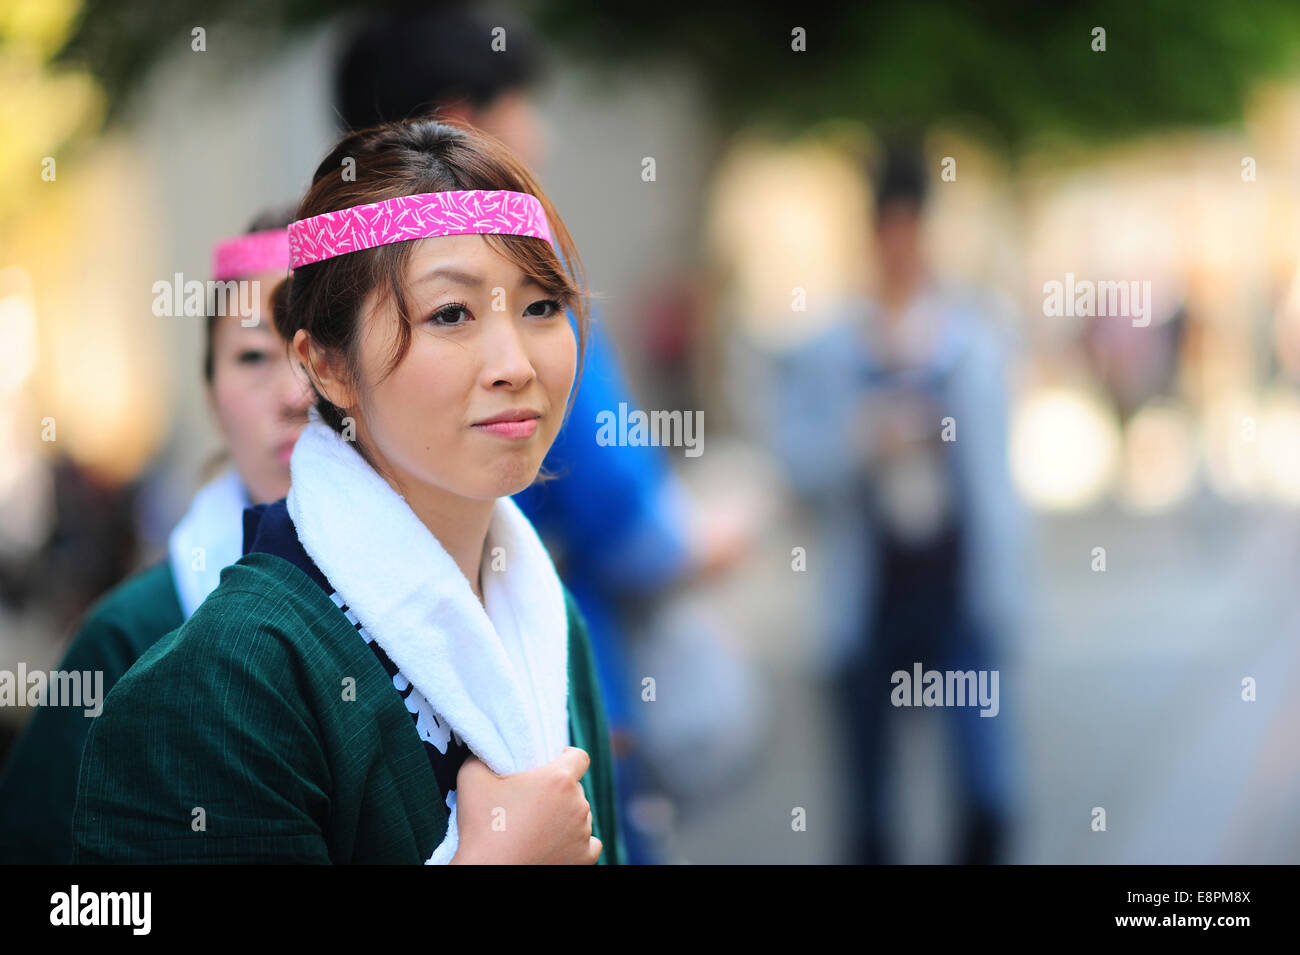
[{"x1": 479, "y1": 312, "x2": 536, "y2": 391}]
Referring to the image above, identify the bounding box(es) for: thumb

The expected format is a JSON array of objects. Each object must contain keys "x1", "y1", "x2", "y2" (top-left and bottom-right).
[{"x1": 555, "y1": 746, "x2": 591, "y2": 780}]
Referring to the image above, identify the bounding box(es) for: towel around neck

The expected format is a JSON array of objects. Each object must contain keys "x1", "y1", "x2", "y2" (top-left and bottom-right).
[{"x1": 286, "y1": 414, "x2": 571, "y2": 779}]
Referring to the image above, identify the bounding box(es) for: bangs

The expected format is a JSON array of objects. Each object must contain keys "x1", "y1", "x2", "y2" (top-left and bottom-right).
[{"x1": 484, "y1": 233, "x2": 582, "y2": 304}]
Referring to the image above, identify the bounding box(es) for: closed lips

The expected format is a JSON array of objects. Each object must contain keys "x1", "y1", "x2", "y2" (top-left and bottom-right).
[
  {"x1": 474, "y1": 409, "x2": 540, "y2": 425},
  {"x1": 473, "y1": 409, "x2": 540, "y2": 438}
]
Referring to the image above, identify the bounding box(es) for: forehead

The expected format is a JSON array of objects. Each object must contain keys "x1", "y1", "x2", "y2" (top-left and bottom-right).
[
  {"x1": 405, "y1": 234, "x2": 530, "y2": 287},
  {"x1": 212, "y1": 310, "x2": 279, "y2": 345}
]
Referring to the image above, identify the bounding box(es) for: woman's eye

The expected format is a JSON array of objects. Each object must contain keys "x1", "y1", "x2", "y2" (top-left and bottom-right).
[
  {"x1": 525, "y1": 298, "x2": 565, "y2": 319},
  {"x1": 431, "y1": 304, "x2": 472, "y2": 326},
  {"x1": 237, "y1": 350, "x2": 270, "y2": 365}
]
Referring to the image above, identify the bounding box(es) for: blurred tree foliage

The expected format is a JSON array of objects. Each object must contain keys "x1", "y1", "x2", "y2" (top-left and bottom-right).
[{"x1": 53, "y1": 0, "x2": 1300, "y2": 146}]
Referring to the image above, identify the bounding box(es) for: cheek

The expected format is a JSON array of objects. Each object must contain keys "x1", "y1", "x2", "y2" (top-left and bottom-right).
[
  {"x1": 538, "y1": 327, "x2": 578, "y2": 406},
  {"x1": 213, "y1": 370, "x2": 270, "y2": 452},
  {"x1": 366, "y1": 343, "x2": 471, "y2": 455}
]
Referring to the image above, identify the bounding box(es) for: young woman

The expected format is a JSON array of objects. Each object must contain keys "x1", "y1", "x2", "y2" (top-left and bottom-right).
[
  {"x1": 0, "y1": 211, "x2": 310, "y2": 863},
  {"x1": 72, "y1": 118, "x2": 626, "y2": 864}
]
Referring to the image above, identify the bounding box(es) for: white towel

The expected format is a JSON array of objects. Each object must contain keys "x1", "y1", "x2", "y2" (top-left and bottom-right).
[
  {"x1": 167, "y1": 466, "x2": 251, "y2": 619},
  {"x1": 286, "y1": 416, "x2": 571, "y2": 864}
]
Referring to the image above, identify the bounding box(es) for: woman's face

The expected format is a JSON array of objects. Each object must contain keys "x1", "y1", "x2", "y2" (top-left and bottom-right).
[
  {"x1": 328, "y1": 234, "x2": 576, "y2": 502},
  {"x1": 209, "y1": 271, "x2": 313, "y2": 504}
]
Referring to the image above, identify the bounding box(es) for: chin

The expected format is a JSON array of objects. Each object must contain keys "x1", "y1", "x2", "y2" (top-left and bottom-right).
[{"x1": 479, "y1": 458, "x2": 543, "y2": 499}]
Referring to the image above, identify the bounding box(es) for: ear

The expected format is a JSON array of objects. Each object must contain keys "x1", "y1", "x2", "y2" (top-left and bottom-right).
[{"x1": 292, "y1": 329, "x2": 356, "y2": 410}]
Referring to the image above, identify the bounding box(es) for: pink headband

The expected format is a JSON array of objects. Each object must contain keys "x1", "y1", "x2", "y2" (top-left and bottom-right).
[
  {"x1": 211, "y1": 228, "x2": 291, "y2": 281},
  {"x1": 287, "y1": 190, "x2": 554, "y2": 269}
]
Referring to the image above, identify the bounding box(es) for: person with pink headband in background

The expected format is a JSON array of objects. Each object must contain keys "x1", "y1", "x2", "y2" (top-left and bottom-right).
[
  {"x1": 0, "y1": 209, "x2": 312, "y2": 863},
  {"x1": 73, "y1": 118, "x2": 625, "y2": 865}
]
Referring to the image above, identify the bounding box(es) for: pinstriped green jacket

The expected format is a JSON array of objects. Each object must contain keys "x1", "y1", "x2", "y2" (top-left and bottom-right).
[
  {"x1": 0, "y1": 561, "x2": 183, "y2": 864},
  {"x1": 71, "y1": 552, "x2": 626, "y2": 864}
]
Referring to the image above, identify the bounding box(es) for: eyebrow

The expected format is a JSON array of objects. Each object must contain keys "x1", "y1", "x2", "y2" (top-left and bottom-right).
[{"x1": 415, "y1": 268, "x2": 542, "y2": 291}]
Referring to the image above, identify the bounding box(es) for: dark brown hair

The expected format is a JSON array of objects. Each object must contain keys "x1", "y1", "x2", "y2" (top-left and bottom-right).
[{"x1": 272, "y1": 117, "x2": 589, "y2": 454}]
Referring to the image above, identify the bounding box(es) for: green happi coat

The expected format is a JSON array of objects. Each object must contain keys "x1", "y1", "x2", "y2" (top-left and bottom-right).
[
  {"x1": 71, "y1": 552, "x2": 626, "y2": 864},
  {"x1": 0, "y1": 561, "x2": 184, "y2": 863}
]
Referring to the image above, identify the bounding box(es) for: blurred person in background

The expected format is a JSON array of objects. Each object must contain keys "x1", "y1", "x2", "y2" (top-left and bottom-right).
[
  {"x1": 335, "y1": 5, "x2": 750, "y2": 863},
  {"x1": 763, "y1": 144, "x2": 1025, "y2": 864},
  {"x1": 0, "y1": 209, "x2": 311, "y2": 863}
]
